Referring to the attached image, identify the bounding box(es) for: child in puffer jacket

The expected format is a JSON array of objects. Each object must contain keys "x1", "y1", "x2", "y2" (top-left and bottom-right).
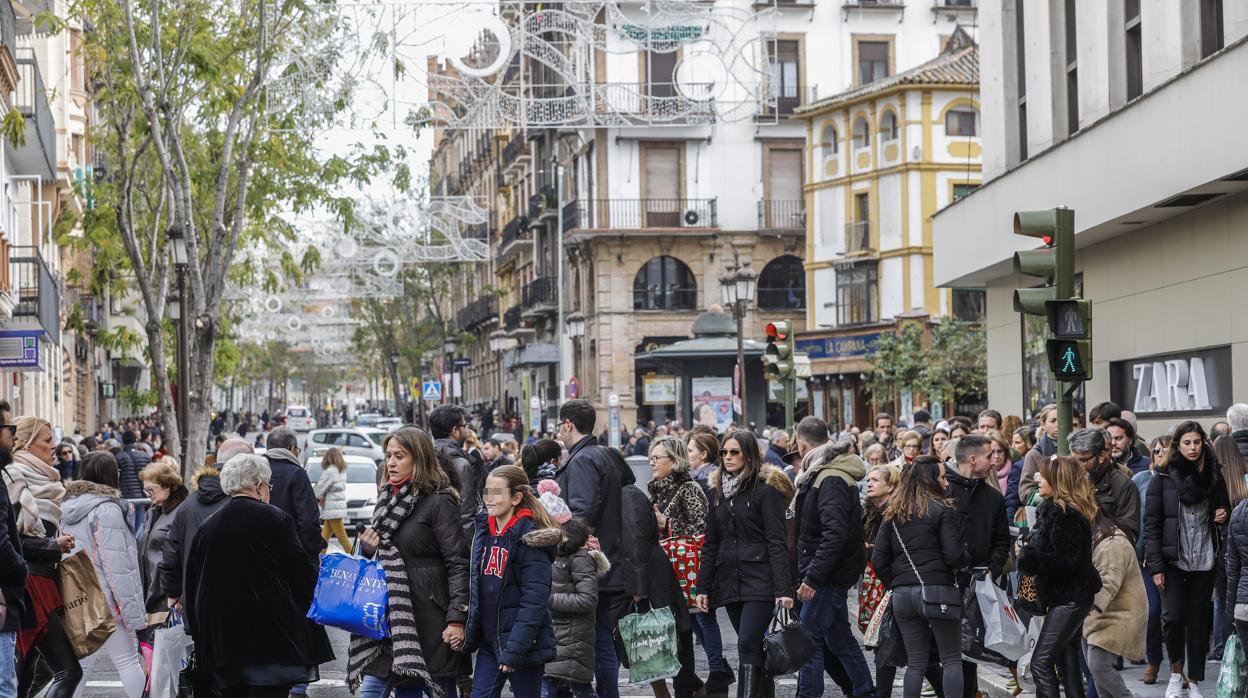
[{"x1": 542, "y1": 506, "x2": 611, "y2": 698}]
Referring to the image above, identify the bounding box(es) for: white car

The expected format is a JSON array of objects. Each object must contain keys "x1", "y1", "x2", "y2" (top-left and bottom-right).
[
  {"x1": 374, "y1": 417, "x2": 403, "y2": 432},
  {"x1": 304, "y1": 427, "x2": 386, "y2": 465},
  {"x1": 305, "y1": 455, "x2": 381, "y2": 527},
  {"x1": 283, "y1": 405, "x2": 316, "y2": 432}
]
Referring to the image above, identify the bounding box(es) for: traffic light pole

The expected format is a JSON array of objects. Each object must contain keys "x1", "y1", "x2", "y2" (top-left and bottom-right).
[
  {"x1": 1053, "y1": 207, "x2": 1076, "y2": 456},
  {"x1": 783, "y1": 377, "x2": 795, "y2": 434}
]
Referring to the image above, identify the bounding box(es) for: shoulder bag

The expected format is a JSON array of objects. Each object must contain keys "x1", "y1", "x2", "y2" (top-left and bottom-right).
[
  {"x1": 893, "y1": 522, "x2": 961, "y2": 620},
  {"x1": 762, "y1": 604, "x2": 816, "y2": 676}
]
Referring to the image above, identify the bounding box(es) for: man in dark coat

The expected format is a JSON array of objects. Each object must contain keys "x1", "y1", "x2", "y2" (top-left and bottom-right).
[
  {"x1": 263, "y1": 427, "x2": 325, "y2": 560},
  {"x1": 429, "y1": 405, "x2": 481, "y2": 536},
  {"x1": 556, "y1": 399, "x2": 625, "y2": 698},
  {"x1": 946, "y1": 434, "x2": 1011, "y2": 698},
  {"x1": 481, "y1": 439, "x2": 513, "y2": 472},
  {"x1": 115, "y1": 429, "x2": 150, "y2": 500},
  {"x1": 1072, "y1": 427, "x2": 1141, "y2": 544},
  {"x1": 184, "y1": 455, "x2": 333, "y2": 688},
  {"x1": 1228, "y1": 404, "x2": 1248, "y2": 459},
  {"x1": 1107, "y1": 418, "x2": 1150, "y2": 475},
  {"x1": 0, "y1": 399, "x2": 28, "y2": 693},
  {"x1": 794, "y1": 438, "x2": 877, "y2": 698},
  {"x1": 162, "y1": 440, "x2": 250, "y2": 613}
]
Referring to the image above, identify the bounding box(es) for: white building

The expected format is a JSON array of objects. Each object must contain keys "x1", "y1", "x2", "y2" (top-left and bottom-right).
[{"x1": 932, "y1": 0, "x2": 1248, "y2": 435}]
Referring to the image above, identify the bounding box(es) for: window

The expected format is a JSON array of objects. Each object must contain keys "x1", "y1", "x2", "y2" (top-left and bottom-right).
[
  {"x1": 952, "y1": 289, "x2": 986, "y2": 321},
  {"x1": 646, "y1": 50, "x2": 678, "y2": 99},
  {"x1": 952, "y1": 183, "x2": 979, "y2": 201},
  {"x1": 852, "y1": 117, "x2": 870, "y2": 149},
  {"x1": 641, "y1": 143, "x2": 682, "y2": 227},
  {"x1": 836, "y1": 261, "x2": 878, "y2": 326},
  {"x1": 879, "y1": 111, "x2": 898, "y2": 141},
  {"x1": 857, "y1": 40, "x2": 890, "y2": 86},
  {"x1": 821, "y1": 124, "x2": 838, "y2": 160},
  {"x1": 945, "y1": 107, "x2": 978, "y2": 136},
  {"x1": 1125, "y1": 0, "x2": 1142, "y2": 100},
  {"x1": 633, "y1": 256, "x2": 697, "y2": 311},
  {"x1": 1064, "y1": 0, "x2": 1079, "y2": 135},
  {"x1": 757, "y1": 255, "x2": 806, "y2": 310},
  {"x1": 1200, "y1": 0, "x2": 1224, "y2": 59},
  {"x1": 1015, "y1": 0, "x2": 1028, "y2": 161},
  {"x1": 768, "y1": 39, "x2": 801, "y2": 115},
  {"x1": 764, "y1": 148, "x2": 803, "y2": 228}
]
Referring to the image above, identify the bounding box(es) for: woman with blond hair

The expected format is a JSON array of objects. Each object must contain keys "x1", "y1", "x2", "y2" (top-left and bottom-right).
[
  {"x1": 1015, "y1": 456, "x2": 1103, "y2": 698},
  {"x1": 139, "y1": 458, "x2": 189, "y2": 613},
  {"x1": 6, "y1": 415, "x2": 81, "y2": 697},
  {"x1": 314, "y1": 447, "x2": 351, "y2": 551},
  {"x1": 888, "y1": 431, "x2": 922, "y2": 468}
]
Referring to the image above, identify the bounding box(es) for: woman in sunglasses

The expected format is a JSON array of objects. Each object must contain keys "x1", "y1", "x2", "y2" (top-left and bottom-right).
[{"x1": 695, "y1": 430, "x2": 795, "y2": 698}]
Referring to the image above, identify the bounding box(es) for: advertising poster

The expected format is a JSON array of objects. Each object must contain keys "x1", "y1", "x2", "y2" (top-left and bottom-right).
[{"x1": 691, "y1": 377, "x2": 734, "y2": 433}]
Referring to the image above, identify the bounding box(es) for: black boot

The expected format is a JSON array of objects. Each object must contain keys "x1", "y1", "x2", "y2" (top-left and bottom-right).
[
  {"x1": 706, "y1": 668, "x2": 736, "y2": 695},
  {"x1": 737, "y1": 664, "x2": 764, "y2": 698}
]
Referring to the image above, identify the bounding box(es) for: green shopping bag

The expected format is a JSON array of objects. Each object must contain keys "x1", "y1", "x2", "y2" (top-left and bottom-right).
[
  {"x1": 616, "y1": 605, "x2": 682, "y2": 685},
  {"x1": 1216, "y1": 633, "x2": 1246, "y2": 698}
]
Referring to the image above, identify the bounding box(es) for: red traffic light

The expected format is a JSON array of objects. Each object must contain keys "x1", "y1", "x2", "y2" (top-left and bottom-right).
[{"x1": 765, "y1": 323, "x2": 787, "y2": 340}]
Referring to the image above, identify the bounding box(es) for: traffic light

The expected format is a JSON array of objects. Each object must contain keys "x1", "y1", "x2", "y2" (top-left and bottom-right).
[
  {"x1": 764, "y1": 320, "x2": 794, "y2": 380},
  {"x1": 1012, "y1": 208, "x2": 1074, "y2": 315},
  {"x1": 1046, "y1": 339, "x2": 1092, "y2": 381},
  {"x1": 1044, "y1": 298, "x2": 1093, "y2": 381}
]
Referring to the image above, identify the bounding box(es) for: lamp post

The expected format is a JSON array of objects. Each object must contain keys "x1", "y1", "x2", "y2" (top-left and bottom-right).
[
  {"x1": 389, "y1": 353, "x2": 402, "y2": 417},
  {"x1": 565, "y1": 312, "x2": 585, "y2": 398},
  {"x1": 443, "y1": 335, "x2": 459, "y2": 404},
  {"x1": 489, "y1": 329, "x2": 509, "y2": 426},
  {"x1": 719, "y1": 265, "x2": 758, "y2": 427},
  {"x1": 167, "y1": 225, "x2": 190, "y2": 465}
]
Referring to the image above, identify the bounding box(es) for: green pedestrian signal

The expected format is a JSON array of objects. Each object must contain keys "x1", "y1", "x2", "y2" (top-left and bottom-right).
[{"x1": 1046, "y1": 339, "x2": 1092, "y2": 381}]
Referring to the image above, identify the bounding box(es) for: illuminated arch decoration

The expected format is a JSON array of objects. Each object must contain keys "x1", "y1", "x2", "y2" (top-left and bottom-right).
[{"x1": 267, "y1": 0, "x2": 785, "y2": 131}]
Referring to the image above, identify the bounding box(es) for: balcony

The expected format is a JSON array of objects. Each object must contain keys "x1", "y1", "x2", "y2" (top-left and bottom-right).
[
  {"x1": 933, "y1": 0, "x2": 976, "y2": 12},
  {"x1": 503, "y1": 304, "x2": 532, "y2": 334},
  {"x1": 10, "y1": 246, "x2": 59, "y2": 343},
  {"x1": 521, "y1": 277, "x2": 557, "y2": 317},
  {"x1": 500, "y1": 137, "x2": 531, "y2": 181},
  {"x1": 496, "y1": 215, "x2": 531, "y2": 263},
  {"x1": 12, "y1": 48, "x2": 54, "y2": 181},
  {"x1": 758, "y1": 200, "x2": 805, "y2": 232},
  {"x1": 633, "y1": 287, "x2": 698, "y2": 312},
  {"x1": 528, "y1": 185, "x2": 557, "y2": 221},
  {"x1": 456, "y1": 295, "x2": 499, "y2": 332},
  {"x1": 592, "y1": 83, "x2": 716, "y2": 125},
  {"x1": 569, "y1": 199, "x2": 718, "y2": 230},
  {"x1": 844, "y1": 221, "x2": 873, "y2": 255},
  {"x1": 67, "y1": 286, "x2": 104, "y2": 333}
]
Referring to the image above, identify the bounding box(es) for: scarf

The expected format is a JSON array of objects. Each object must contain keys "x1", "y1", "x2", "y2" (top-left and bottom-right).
[
  {"x1": 265, "y1": 448, "x2": 299, "y2": 466},
  {"x1": 4, "y1": 451, "x2": 65, "y2": 536},
  {"x1": 346, "y1": 481, "x2": 438, "y2": 695},
  {"x1": 720, "y1": 470, "x2": 743, "y2": 501}
]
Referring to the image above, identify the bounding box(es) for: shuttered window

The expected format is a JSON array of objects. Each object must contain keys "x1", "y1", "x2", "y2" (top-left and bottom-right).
[{"x1": 643, "y1": 145, "x2": 681, "y2": 226}]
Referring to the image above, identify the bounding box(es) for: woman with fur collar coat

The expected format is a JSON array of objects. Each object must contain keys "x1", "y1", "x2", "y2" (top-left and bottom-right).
[{"x1": 1142, "y1": 421, "x2": 1228, "y2": 698}]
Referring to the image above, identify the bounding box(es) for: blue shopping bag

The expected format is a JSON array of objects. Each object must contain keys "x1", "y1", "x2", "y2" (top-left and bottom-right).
[{"x1": 307, "y1": 553, "x2": 390, "y2": 639}]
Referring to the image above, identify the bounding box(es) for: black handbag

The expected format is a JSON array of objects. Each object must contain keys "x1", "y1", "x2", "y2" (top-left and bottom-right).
[
  {"x1": 893, "y1": 523, "x2": 962, "y2": 620},
  {"x1": 762, "y1": 605, "x2": 816, "y2": 676}
]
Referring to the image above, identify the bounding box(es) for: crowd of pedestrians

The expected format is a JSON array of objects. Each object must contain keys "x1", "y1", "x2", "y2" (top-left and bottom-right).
[{"x1": 8, "y1": 397, "x2": 1248, "y2": 698}]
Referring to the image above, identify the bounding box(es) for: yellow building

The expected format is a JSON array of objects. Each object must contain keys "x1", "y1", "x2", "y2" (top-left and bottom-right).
[{"x1": 793, "y1": 33, "x2": 982, "y2": 428}]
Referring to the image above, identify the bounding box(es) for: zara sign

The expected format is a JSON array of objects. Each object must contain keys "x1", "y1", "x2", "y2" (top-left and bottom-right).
[{"x1": 1110, "y1": 346, "x2": 1232, "y2": 419}]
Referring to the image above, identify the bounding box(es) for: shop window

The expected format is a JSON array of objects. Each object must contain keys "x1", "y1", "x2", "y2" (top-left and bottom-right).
[
  {"x1": 633, "y1": 256, "x2": 697, "y2": 311},
  {"x1": 757, "y1": 255, "x2": 806, "y2": 310},
  {"x1": 836, "y1": 261, "x2": 878, "y2": 326}
]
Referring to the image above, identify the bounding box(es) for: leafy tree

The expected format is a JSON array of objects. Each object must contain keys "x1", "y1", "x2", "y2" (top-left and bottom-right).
[
  {"x1": 69, "y1": 0, "x2": 408, "y2": 472},
  {"x1": 865, "y1": 320, "x2": 986, "y2": 413}
]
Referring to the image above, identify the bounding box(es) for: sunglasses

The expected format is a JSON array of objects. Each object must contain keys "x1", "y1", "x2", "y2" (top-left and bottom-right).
[{"x1": 719, "y1": 448, "x2": 743, "y2": 457}]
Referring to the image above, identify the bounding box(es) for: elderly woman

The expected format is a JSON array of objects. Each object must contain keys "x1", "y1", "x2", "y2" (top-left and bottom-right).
[
  {"x1": 184, "y1": 454, "x2": 333, "y2": 697},
  {"x1": 139, "y1": 458, "x2": 189, "y2": 614}
]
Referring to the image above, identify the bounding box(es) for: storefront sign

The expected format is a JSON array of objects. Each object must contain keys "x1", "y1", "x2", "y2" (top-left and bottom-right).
[
  {"x1": 0, "y1": 331, "x2": 41, "y2": 370},
  {"x1": 796, "y1": 332, "x2": 883, "y2": 360},
  {"x1": 641, "y1": 375, "x2": 677, "y2": 405},
  {"x1": 1110, "y1": 346, "x2": 1232, "y2": 418}
]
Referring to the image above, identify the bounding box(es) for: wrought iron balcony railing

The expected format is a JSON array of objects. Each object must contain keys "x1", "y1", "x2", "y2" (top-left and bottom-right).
[
  {"x1": 571, "y1": 199, "x2": 718, "y2": 230},
  {"x1": 758, "y1": 199, "x2": 805, "y2": 231}
]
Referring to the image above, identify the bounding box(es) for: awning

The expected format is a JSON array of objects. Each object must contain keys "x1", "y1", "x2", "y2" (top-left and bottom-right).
[
  {"x1": 514, "y1": 342, "x2": 559, "y2": 367},
  {"x1": 635, "y1": 336, "x2": 766, "y2": 361}
]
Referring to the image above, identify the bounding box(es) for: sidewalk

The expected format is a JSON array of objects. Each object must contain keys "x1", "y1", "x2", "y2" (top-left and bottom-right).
[{"x1": 976, "y1": 658, "x2": 1175, "y2": 698}]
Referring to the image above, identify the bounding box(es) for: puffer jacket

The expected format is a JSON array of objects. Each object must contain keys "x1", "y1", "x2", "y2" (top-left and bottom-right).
[
  {"x1": 794, "y1": 452, "x2": 866, "y2": 589},
  {"x1": 871, "y1": 500, "x2": 966, "y2": 589},
  {"x1": 60, "y1": 480, "x2": 147, "y2": 635},
  {"x1": 114, "y1": 444, "x2": 149, "y2": 500},
  {"x1": 945, "y1": 466, "x2": 1011, "y2": 578},
  {"x1": 160, "y1": 466, "x2": 229, "y2": 601},
  {"x1": 699, "y1": 465, "x2": 795, "y2": 606},
  {"x1": 1224, "y1": 500, "x2": 1248, "y2": 614},
  {"x1": 314, "y1": 466, "x2": 348, "y2": 521},
  {"x1": 546, "y1": 542, "x2": 611, "y2": 684},
  {"x1": 1143, "y1": 453, "x2": 1228, "y2": 574}
]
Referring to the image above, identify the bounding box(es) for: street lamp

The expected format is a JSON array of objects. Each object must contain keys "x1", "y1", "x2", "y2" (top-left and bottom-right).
[
  {"x1": 167, "y1": 225, "x2": 190, "y2": 465},
  {"x1": 489, "y1": 329, "x2": 509, "y2": 425},
  {"x1": 565, "y1": 312, "x2": 585, "y2": 399},
  {"x1": 443, "y1": 335, "x2": 460, "y2": 404},
  {"x1": 719, "y1": 265, "x2": 757, "y2": 426}
]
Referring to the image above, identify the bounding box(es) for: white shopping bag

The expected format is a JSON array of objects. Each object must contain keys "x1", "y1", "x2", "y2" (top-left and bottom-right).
[
  {"x1": 976, "y1": 575, "x2": 1028, "y2": 660},
  {"x1": 1016, "y1": 616, "x2": 1045, "y2": 692},
  {"x1": 149, "y1": 620, "x2": 193, "y2": 698}
]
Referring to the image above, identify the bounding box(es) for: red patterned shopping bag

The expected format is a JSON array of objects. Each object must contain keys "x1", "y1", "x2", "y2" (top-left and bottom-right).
[{"x1": 660, "y1": 535, "x2": 705, "y2": 608}]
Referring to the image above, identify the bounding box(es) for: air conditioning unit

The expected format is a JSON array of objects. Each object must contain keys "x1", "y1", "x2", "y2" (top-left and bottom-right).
[{"x1": 681, "y1": 209, "x2": 701, "y2": 227}]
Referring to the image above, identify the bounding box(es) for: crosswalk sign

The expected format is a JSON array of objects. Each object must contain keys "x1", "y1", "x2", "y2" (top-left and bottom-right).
[{"x1": 422, "y1": 380, "x2": 442, "y2": 401}]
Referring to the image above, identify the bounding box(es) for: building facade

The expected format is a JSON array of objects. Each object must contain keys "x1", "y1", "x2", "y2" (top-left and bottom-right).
[
  {"x1": 432, "y1": 0, "x2": 979, "y2": 432},
  {"x1": 932, "y1": 0, "x2": 1248, "y2": 436},
  {"x1": 795, "y1": 33, "x2": 982, "y2": 429}
]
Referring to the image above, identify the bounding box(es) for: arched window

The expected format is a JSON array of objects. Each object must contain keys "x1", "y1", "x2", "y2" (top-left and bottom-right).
[
  {"x1": 880, "y1": 110, "x2": 898, "y2": 141},
  {"x1": 757, "y1": 255, "x2": 806, "y2": 310},
  {"x1": 945, "y1": 106, "x2": 978, "y2": 136},
  {"x1": 852, "y1": 117, "x2": 870, "y2": 149},
  {"x1": 633, "y1": 256, "x2": 697, "y2": 311},
  {"x1": 821, "y1": 123, "x2": 838, "y2": 160}
]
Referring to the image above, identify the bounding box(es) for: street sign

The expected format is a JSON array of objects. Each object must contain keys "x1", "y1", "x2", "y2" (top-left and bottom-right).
[
  {"x1": 608, "y1": 393, "x2": 621, "y2": 450},
  {"x1": 422, "y1": 380, "x2": 442, "y2": 401},
  {"x1": 567, "y1": 375, "x2": 580, "y2": 399},
  {"x1": 529, "y1": 396, "x2": 542, "y2": 433},
  {"x1": 452, "y1": 358, "x2": 472, "y2": 368}
]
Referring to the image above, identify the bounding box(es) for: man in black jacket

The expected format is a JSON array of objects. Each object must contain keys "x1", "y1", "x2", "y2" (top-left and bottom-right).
[
  {"x1": 947, "y1": 434, "x2": 1011, "y2": 698},
  {"x1": 794, "y1": 438, "x2": 878, "y2": 698},
  {"x1": 1071, "y1": 427, "x2": 1140, "y2": 544},
  {"x1": 262, "y1": 427, "x2": 325, "y2": 560},
  {"x1": 556, "y1": 399, "x2": 625, "y2": 698},
  {"x1": 0, "y1": 400, "x2": 28, "y2": 695},
  {"x1": 429, "y1": 405, "x2": 481, "y2": 536}
]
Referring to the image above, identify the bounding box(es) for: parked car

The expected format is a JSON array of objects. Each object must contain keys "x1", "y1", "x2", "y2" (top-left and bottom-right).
[
  {"x1": 375, "y1": 417, "x2": 403, "y2": 432},
  {"x1": 356, "y1": 413, "x2": 382, "y2": 428},
  {"x1": 282, "y1": 405, "x2": 316, "y2": 432},
  {"x1": 305, "y1": 454, "x2": 381, "y2": 527},
  {"x1": 304, "y1": 428, "x2": 386, "y2": 465}
]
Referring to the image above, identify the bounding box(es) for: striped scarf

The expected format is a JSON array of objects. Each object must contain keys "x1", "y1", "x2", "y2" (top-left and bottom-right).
[{"x1": 346, "y1": 480, "x2": 438, "y2": 694}]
